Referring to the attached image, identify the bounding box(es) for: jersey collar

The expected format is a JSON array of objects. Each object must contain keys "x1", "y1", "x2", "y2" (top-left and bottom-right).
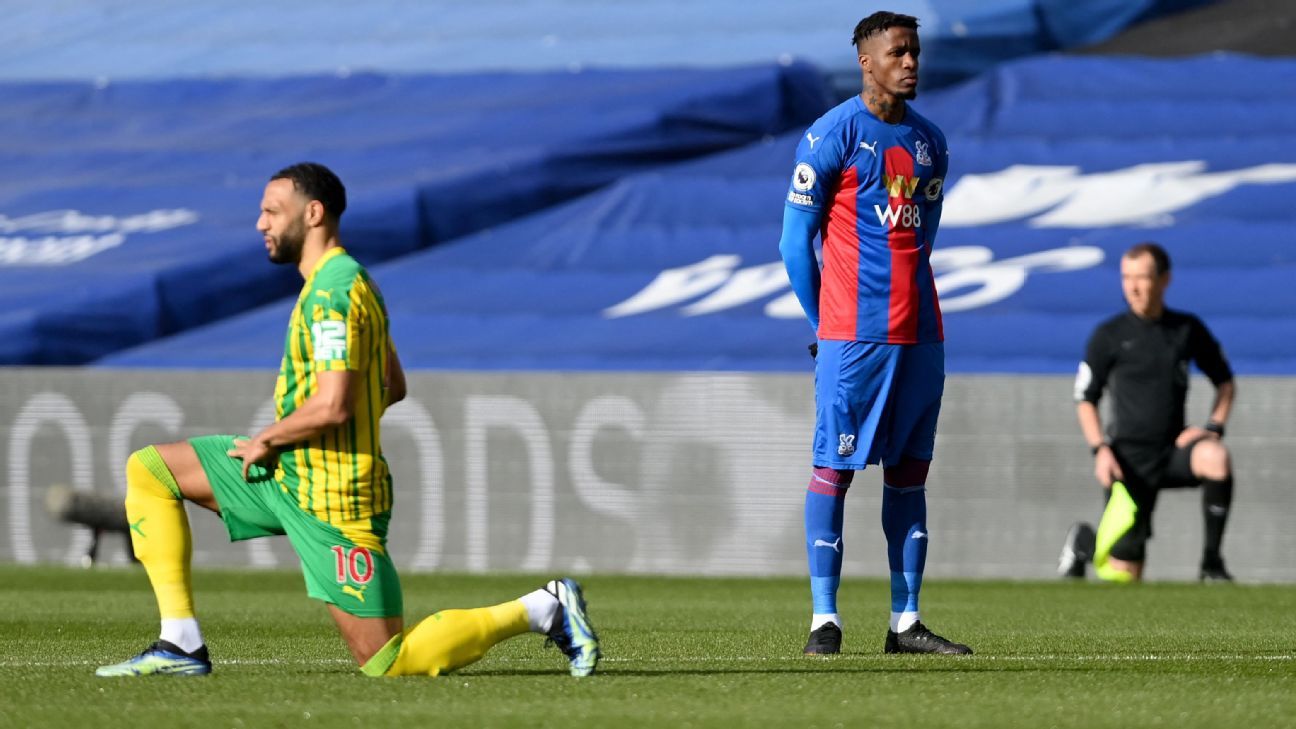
[
  {"x1": 305, "y1": 246, "x2": 347, "y2": 286},
  {"x1": 854, "y1": 94, "x2": 909, "y2": 126}
]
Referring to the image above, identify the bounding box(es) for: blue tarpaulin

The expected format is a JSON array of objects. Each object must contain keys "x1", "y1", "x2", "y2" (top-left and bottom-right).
[
  {"x1": 0, "y1": 1, "x2": 1213, "y2": 89},
  {"x1": 100, "y1": 54, "x2": 1296, "y2": 374},
  {"x1": 0, "y1": 63, "x2": 829, "y2": 363}
]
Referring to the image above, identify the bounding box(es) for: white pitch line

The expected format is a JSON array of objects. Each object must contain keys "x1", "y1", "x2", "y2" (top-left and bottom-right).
[
  {"x1": 0, "y1": 658, "x2": 356, "y2": 668},
  {"x1": 596, "y1": 655, "x2": 1294, "y2": 663},
  {"x1": 3, "y1": 655, "x2": 1291, "y2": 668}
]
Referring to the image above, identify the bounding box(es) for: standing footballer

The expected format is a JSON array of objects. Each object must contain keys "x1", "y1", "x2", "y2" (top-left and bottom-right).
[{"x1": 779, "y1": 12, "x2": 970, "y2": 656}]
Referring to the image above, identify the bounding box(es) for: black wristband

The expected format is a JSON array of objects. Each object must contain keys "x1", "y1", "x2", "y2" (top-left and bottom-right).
[
  {"x1": 1204, "y1": 421, "x2": 1225, "y2": 438},
  {"x1": 1090, "y1": 443, "x2": 1108, "y2": 456}
]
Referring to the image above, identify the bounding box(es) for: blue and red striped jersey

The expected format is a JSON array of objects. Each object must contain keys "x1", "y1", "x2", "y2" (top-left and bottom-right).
[{"x1": 785, "y1": 95, "x2": 948, "y2": 344}]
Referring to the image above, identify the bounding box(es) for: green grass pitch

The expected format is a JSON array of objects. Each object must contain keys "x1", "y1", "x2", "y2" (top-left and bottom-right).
[{"x1": 1, "y1": 566, "x2": 1293, "y2": 728}]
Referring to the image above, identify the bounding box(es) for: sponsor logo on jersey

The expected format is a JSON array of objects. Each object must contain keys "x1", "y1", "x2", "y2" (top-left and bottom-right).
[
  {"x1": 874, "y1": 203, "x2": 922, "y2": 229},
  {"x1": 792, "y1": 163, "x2": 816, "y2": 192},
  {"x1": 859, "y1": 140, "x2": 879, "y2": 156},
  {"x1": 884, "y1": 174, "x2": 921, "y2": 199},
  {"x1": 915, "y1": 140, "x2": 933, "y2": 166},
  {"x1": 311, "y1": 320, "x2": 347, "y2": 361},
  {"x1": 805, "y1": 131, "x2": 821, "y2": 149},
  {"x1": 924, "y1": 177, "x2": 944, "y2": 201}
]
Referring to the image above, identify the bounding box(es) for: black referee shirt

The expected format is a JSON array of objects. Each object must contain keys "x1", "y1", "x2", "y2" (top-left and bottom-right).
[{"x1": 1075, "y1": 308, "x2": 1233, "y2": 448}]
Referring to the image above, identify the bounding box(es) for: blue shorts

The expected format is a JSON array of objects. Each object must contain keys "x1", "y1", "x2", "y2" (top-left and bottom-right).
[{"x1": 813, "y1": 340, "x2": 944, "y2": 470}]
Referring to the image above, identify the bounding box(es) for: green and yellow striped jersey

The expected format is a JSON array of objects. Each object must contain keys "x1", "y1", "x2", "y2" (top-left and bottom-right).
[{"x1": 273, "y1": 247, "x2": 394, "y2": 535}]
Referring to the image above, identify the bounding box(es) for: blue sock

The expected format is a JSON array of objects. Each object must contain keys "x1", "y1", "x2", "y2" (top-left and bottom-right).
[
  {"x1": 881, "y1": 483, "x2": 927, "y2": 631},
  {"x1": 806, "y1": 467, "x2": 851, "y2": 618}
]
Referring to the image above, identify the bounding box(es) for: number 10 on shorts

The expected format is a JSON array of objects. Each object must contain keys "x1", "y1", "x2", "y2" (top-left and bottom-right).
[{"x1": 331, "y1": 545, "x2": 374, "y2": 585}]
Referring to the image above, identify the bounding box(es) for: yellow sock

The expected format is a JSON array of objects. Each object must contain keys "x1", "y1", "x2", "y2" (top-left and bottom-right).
[
  {"x1": 364, "y1": 600, "x2": 529, "y2": 677},
  {"x1": 1093, "y1": 480, "x2": 1138, "y2": 584},
  {"x1": 125, "y1": 447, "x2": 195, "y2": 618}
]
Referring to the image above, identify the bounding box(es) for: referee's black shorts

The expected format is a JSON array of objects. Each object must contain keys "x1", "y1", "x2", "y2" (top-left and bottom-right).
[{"x1": 1107, "y1": 437, "x2": 1207, "y2": 561}]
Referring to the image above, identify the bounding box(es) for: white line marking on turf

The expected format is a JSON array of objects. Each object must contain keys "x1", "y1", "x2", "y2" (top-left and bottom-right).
[
  {"x1": 4, "y1": 655, "x2": 1291, "y2": 668},
  {"x1": 0, "y1": 658, "x2": 357, "y2": 667},
  {"x1": 597, "y1": 655, "x2": 1295, "y2": 662}
]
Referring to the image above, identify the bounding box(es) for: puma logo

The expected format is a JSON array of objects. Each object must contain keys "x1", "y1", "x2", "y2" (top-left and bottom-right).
[
  {"x1": 813, "y1": 537, "x2": 842, "y2": 553},
  {"x1": 342, "y1": 585, "x2": 367, "y2": 603}
]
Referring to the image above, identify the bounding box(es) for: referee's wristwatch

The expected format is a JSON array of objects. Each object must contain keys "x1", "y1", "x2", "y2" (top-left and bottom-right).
[
  {"x1": 1204, "y1": 420, "x2": 1226, "y2": 438},
  {"x1": 1090, "y1": 442, "x2": 1110, "y2": 456}
]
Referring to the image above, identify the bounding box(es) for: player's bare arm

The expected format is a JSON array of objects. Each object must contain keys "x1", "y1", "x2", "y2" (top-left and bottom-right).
[
  {"x1": 1175, "y1": 379, "x2": 1235, "y2": 446},
  {"x1": 385, "y1": 343, "x2": 406, "y2": 407},
  {"x1": 228, "y1": 369, "x2": 358, "y2": 479},
  {"x1": 1077, "y1": 400, "x2": 1122, "y2": 487},
  {"x1": 1211, "y1": 379, "x2": 1235, "y2": 425}
]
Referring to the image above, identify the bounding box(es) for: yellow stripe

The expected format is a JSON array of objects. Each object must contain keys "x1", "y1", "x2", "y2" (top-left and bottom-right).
[
  {"x1": 270, "y1": 253, "x2": 397, "y2": 528},
  {"x1": 316, "y1": 433, "x2": 328, "y2": 522},
  {"x1": 338, "y1": 522, "x2": 384, "y2": 553},
  {"x1": 349, "y1": 282, "x2": 369, "y2": 522},
  {"x1": 294, "y1": 306, "x2": 312, "y2": 512},
  {"x1": 333, "y1": 428, "x2": 346, "y2": 522}
]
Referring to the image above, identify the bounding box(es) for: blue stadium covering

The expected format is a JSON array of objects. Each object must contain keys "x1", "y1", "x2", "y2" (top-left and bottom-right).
[
  {"x1": 0, "y1": 0, "x2": 1210, "y2": 89},
  {"x1": 101, "y1": 54, "x2": 1296, "y2": 375},
  {"x1": 0, "y1": 63, "x2": 829, "y2": 364}
]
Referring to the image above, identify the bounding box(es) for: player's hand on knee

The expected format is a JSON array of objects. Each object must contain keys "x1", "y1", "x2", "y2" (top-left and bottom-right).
[
  {"x1": 1175, "y1": 426, "x2": 1209, "y2": 448},
  {"x1": 228, "y1": 437, "x2": 279, "y2": 481}
]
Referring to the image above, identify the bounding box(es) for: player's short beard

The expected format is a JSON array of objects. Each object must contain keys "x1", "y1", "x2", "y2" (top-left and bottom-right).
[{"x1": 268, "y1": 218, "x2": 307, "y2": 265}]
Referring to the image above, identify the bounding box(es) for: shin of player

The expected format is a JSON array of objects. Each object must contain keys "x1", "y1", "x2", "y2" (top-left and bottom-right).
[{"x1": 882, "y1": 459, "x2": 929, "y2": 633}]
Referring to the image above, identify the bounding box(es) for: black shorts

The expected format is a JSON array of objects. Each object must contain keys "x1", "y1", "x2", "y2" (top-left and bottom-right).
[{"x1": 1107, "y1": 438, "x2": 1205, "y2": 561}]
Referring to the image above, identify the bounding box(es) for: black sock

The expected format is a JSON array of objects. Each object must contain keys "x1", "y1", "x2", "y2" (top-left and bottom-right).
[{"x1": 1201, "y1": 477, "x2": 1233, "y2": 565}]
